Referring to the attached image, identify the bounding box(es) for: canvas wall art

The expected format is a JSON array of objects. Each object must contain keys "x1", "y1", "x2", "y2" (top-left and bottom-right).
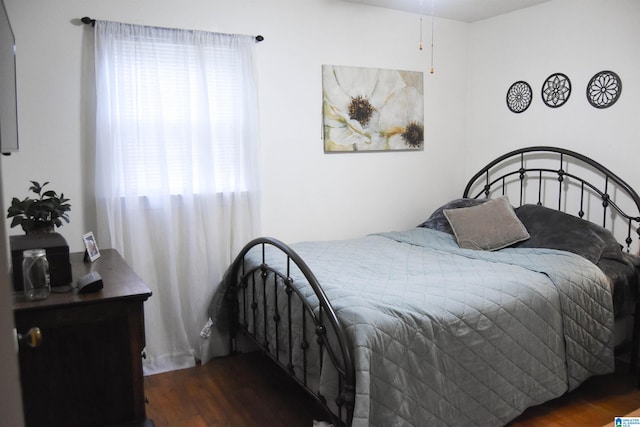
[{"x1": 322, "y1": 64, "x2": 424, "y2": 152}]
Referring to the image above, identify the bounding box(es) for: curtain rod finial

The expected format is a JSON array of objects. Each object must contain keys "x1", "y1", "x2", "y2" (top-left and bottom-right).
[
  {"x1": 255, "y1": 35, "x2": 264, "y2": 42},
  {"x1": 81, "y1": 17, "x2": 95, "y2": 26}
]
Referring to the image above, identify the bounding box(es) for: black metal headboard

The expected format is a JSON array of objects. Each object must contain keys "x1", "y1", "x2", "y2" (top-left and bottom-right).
[{"x1": 463, "y1": 146, "x2": 640, "y2": 254}]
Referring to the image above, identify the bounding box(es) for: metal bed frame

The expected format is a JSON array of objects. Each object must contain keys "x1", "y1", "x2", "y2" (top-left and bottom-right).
[
  {"x1": 225, "y1": 237, "x2": 355, "y2": 426},
  {"x1": 225, "y1": 146, "x2": 640, "y2": 426},
  {"x1": 464, "y1": 146, "x2": 640, "y2": 254}
]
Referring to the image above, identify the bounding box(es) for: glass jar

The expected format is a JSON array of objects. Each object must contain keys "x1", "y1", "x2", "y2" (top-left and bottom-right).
[{"x1": 22, "y1": 249, "x2": 50, "y2": 301}]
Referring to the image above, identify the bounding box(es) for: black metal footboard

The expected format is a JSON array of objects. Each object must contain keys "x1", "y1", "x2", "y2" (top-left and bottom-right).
[{"x1": 226, "y1": 237, "x2": 355, "y2": 426}]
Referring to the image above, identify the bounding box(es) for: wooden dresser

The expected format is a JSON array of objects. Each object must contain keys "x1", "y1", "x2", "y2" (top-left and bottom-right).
[{"x1": 13, "y1": 249, "x2": 152, "y2": 427}]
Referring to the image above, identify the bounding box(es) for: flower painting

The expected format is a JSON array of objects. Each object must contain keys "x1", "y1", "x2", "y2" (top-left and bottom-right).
[{"x1": 322, "y1": 65, "x2": 424, "y2": 152}]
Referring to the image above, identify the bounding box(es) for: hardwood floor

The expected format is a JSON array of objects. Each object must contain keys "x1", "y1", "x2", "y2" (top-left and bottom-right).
[
  {"x1": 145, "y1": 352, "x2": 640, "y2": 427},
  {"x1": 145, "y1": 351, "x2": 327, "y2": 427}
]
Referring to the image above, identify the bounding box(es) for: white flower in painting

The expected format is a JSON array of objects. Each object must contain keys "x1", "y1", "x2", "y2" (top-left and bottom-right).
[
  {"x1": 323, "y1": 66, "x2": 424, "y2": 151},
  {"x1": 379, "y1": 86, "x2": 424, "y2": 150},
  {"x1": 323, "y1": 65, "x2": 407, "y2": 151}
]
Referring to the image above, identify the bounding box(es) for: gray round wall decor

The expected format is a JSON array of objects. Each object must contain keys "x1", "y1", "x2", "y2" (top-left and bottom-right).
[
  {"x1": 587, "y1": 70, "x2": 622, "y2": 109},
  {"x1": 541, "y1": 72, "x2": 571, "y2": 108},
  {"x1": 506, "y1": 81, "x2": 532, "y2": 113}
]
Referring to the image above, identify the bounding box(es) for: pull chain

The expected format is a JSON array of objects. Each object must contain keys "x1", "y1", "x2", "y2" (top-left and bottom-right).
[{"x1": 430, "y1": 0, "x2": 435, "y2": 74}]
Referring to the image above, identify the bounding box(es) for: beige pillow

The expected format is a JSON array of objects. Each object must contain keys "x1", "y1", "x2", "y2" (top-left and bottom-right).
[{"x1": 443, "y1": 196, "x2": 530, "y2": 251}]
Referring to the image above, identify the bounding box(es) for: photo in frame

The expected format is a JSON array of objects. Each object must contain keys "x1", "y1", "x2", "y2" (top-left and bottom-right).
[
  {"x1": 322, "y1": 64, "x2": 424, "y2": 152},
  {"x1": 82, "y1": 231, "x2": 100, "y2": 262}
]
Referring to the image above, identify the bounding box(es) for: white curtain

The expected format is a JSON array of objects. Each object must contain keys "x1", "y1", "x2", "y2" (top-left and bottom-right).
[{"x1": 93, "y1": 21, "x2": 261, "y2": 374}]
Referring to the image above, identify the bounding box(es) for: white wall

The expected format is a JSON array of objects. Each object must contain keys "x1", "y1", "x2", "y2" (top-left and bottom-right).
[
  {"x1": 466, "y1": 0, "x2": 640, "y2": 193},
  {"x1": 4, "y1": 0, "x2": 637, "y2": 251},
  {"x1": 0, "y1": 0, "x2": 468, "y2": 250}
]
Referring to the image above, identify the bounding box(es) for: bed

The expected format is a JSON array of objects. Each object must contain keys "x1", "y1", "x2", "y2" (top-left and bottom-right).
[{"x1": 206, "y1": 146, "x2": 640, "y2": 427}]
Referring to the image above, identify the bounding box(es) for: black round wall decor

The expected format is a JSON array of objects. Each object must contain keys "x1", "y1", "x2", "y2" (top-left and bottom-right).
[
  {"x1": 587, "y1": 70, "x2": 622, "y2": 109},
  {"x1": 506, "y1": 81, "x2": 532, "y2": 113},
  {"x1": 541, "y1": 72, "x2": 571, "y2": 108}
]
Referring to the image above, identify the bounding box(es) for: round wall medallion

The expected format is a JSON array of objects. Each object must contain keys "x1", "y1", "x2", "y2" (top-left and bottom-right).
[
  {"x1": 506, "y1": 81, "x2": 532, "y2": 113},
  {"x1": 587, "y1": 70, "x2": 622, "y2": 109},
  {"x1": 541, "y1": 72, "x2": 571, "y2": 108}
]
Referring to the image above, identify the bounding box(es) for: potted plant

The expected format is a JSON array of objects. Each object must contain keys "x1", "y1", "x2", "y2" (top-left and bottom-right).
[{"x1": 7, "y1": 181, "x2": 71, "y2": 234}]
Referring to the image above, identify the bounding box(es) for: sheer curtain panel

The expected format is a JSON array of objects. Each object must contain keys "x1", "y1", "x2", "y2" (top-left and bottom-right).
[{"x1": 94, "y1": 21, "x2": 261, "y2": 374}]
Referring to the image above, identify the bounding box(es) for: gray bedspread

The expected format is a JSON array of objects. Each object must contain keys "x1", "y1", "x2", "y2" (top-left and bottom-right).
[{"x1": 213, "y1": 228, "x2": 615, "y2": 426}]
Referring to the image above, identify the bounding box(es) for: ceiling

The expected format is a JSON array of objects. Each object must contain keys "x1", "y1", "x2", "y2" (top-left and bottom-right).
[{"x1": 341, "y1": 0, "x2": 551, "y2": 22}]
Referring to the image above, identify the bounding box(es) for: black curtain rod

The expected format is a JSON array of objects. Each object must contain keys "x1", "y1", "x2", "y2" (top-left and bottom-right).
[{"x1": 80, "y1": 17, "x2": 264, "y2": 42}]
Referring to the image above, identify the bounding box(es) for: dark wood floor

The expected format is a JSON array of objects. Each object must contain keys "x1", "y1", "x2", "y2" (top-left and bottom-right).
[{"x1": 145, "y1": 352, "x2": 640, "y2": 427}]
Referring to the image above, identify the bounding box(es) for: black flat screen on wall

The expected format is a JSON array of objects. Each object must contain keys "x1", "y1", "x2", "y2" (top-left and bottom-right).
[{"x1": 0, "y1": 0, "x2": 18, "y2": 154}]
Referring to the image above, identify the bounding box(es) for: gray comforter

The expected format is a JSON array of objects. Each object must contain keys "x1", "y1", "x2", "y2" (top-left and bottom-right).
[{"x1": 215, "y1": 228, "x2": 615, "y2": 426}]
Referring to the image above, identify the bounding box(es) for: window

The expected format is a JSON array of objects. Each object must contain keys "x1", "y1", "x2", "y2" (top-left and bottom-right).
[
  {"x1": 94, "y1": 21, "x2": 261, "y2": 374},
  {"x1": 98, "y1": 25, "x2": 257, "y2": 195}
]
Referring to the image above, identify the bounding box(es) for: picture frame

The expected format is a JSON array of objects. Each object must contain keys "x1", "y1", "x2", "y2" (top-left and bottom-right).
[
  {"x1": 82, "y1": 231, "x2": 101, "y2": 262},
  {"x1": 322, "y1": 64, "x2": 424, "y2": 152}
]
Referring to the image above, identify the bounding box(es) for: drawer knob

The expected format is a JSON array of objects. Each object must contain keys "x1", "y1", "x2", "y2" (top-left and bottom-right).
[{"x1": 18, "y1": 327, "x2": 43, "y2": 348}]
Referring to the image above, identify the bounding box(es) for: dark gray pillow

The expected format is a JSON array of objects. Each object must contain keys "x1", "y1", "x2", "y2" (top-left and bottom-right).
[
  {"x1": 444, "y1": 196, "x2": 530, "y2": 251},
  {"x1": 418, "y1": 198, "x2": 488, "y2": 234},
  {"x1": 513, "y1": 204, "x2": 622, "y2": 264}
]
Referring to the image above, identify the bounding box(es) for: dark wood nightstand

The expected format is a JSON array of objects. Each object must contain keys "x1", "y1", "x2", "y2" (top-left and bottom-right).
[{"x1": 13, "y1": 249, "x2": 152, "y2": 427}]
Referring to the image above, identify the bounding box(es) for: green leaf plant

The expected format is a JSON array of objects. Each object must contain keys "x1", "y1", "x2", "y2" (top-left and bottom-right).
[{"x1": 7, "y1": 181, "x2": 71, "y2": 234}]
